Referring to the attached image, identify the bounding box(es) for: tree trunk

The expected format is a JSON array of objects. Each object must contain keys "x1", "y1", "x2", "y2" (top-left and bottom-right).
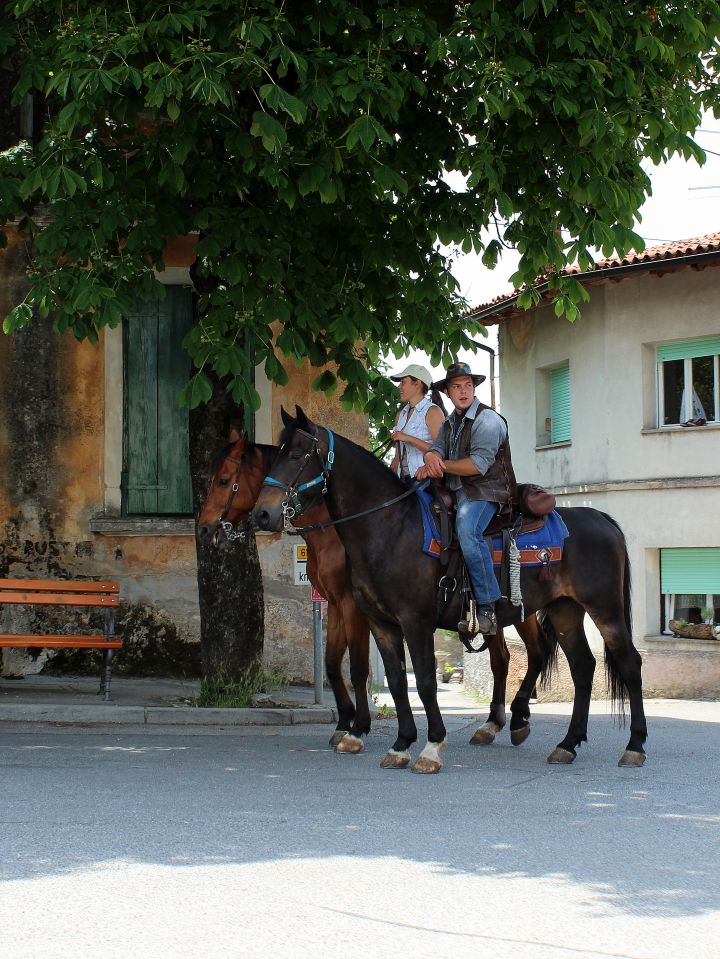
[{"x1": 188, "y1": 379, "x2": 264, "y2": 680}]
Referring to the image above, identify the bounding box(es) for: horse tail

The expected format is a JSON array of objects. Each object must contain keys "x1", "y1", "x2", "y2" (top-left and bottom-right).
[
  {"x1": 599, "y1": 511, "x2": 632, "y2": 718},
  {"x1": 536, "y1": 609, "x2": 560, "y2": 689}
]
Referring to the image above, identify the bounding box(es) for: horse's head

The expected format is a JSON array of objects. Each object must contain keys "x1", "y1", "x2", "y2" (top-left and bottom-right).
[
  {"x1": 252, "y1": 406, "x2": 330, "y2": 532},
  {"x1": 197, "y1": 428, "x2": 267, "y2": 545}
]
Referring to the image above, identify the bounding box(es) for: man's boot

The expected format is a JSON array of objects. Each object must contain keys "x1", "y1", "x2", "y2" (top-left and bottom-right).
[{"x1": 476, "y1": 603, "x2": 497, "y2": 635}]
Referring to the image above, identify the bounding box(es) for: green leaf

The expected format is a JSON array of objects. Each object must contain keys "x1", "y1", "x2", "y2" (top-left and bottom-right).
[
  {"x1": 250, "y1": 112, "x2": 287, "y2": 152},
  {"x1": 179, "y1": 372, "x2": 213, "y2": 409}
]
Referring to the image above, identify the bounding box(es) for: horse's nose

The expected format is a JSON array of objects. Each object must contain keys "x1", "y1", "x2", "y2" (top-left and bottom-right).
[
  {"x1": 197, "y1": 524, "x2": 211, "y2": 544},
  {"x1": 254, "y1": 508, "x2": 271, "y2": 531}
]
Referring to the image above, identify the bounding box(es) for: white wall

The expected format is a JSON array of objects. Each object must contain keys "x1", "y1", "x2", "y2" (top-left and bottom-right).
[{"x1": 497, "y1": 266, "x2": 720, "y2": 645}]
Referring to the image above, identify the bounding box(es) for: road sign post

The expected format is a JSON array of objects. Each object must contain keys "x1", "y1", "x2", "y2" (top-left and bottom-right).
[{"x1": 292, "y1": 545, "x2": 325, "y2": 704}]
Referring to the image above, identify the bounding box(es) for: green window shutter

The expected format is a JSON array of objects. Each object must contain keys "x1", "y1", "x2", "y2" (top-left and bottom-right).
[
  {"x1": 157, "y1": 288, "x2": 193, "y2": 513},
  {"x1": 550, "y1": 363, "x2": 571, "y2": 443},
  {"x1": 124, "y1": 288, "x2": 194, "y2": 515},
  {"x1": 657, "y1": 337, "x2": 720, "y2": 363},
  {"x1": 661, "y1": 548, "x2": 720, "y2": 594},
  {"x1": 125, "y1": 301, "x2": 160, "y2": 514}
]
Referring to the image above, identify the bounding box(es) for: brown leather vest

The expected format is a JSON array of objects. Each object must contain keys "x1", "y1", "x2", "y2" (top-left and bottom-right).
[{"x1": 440, "y1": 402, "x2": 518, "y2": 505}]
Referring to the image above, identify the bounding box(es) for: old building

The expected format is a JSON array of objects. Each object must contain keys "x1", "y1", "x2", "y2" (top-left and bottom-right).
[
  {"x1": 464, "y1": 234, "x2": 720, "y2": 699},
  {"x1": 0, "y1": 227, "x2": 366, "y2": 680}
]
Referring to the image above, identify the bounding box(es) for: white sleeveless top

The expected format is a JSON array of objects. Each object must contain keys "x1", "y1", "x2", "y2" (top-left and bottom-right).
[{"x1": 395, "y1": 395, "x2": 443, "y2": 479}]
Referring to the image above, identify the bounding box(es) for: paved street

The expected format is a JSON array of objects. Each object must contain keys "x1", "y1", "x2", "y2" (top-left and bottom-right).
[{"x1": 1, "y1": 698, "x2": 719, "y2": 959}]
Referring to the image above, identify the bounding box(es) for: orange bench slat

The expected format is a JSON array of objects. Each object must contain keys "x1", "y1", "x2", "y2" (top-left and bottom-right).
[
  {"x1": 0, "y1": 635, "x2": 122, "y2": 648},
  {"x1": 0, "y1": 592, "x2": 119, "y2": 606},
  {"x1": 0, "y1": 579, "x2": 119, "y2": 593}
]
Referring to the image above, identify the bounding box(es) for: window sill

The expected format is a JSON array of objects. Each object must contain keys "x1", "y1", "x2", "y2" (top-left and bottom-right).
[
  {"x1": 641, "y1": 423, "x2": 720, "y2": 435},
  {"x1": 535, "y1": 440, "x2": 572, "y2": 451},
  {"x1": 640, "y1": 634, "x2": 720, "y2": 651},
  {"x1": 90, "y1": 515, "x2": 195, "y2": 536}
]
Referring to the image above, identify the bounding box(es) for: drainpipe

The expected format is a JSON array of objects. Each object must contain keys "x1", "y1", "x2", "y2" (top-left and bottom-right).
[{"x1": 471, "y1": 340, "x2": 496, "y2": 409}]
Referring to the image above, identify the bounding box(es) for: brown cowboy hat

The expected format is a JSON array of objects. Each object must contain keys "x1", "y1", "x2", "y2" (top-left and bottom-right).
[{"x1": 432, "y1": 361, "x2": 486, "y2": 391}]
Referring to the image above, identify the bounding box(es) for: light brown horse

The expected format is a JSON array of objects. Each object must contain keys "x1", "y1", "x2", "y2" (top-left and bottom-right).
[
  {"x1": 197, "y1": 430, "x2": 372, "y2": 750},
  {"x1": 198, "y1": 430, "x2": 557, "y2": 757}
]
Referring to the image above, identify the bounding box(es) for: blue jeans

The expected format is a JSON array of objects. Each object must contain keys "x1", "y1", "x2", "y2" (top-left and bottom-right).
[{"x1": 455, "y1": 491, "x2": 501, "y2": 606}]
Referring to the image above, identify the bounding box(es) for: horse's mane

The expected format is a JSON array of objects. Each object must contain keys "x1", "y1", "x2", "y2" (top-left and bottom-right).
[
  {"x1": 210, "y1": 443, "x2": 234, "y2": 473},
  {"x1": 210, "y1": 439, "x2": 269, "y2": 474},
  {"x1": 278, "y1": 421, "x2": 404, "y2": 490}
]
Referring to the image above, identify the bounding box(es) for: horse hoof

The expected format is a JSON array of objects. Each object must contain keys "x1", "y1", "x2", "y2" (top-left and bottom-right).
[
  {"x1": 411, "y1": 757, "x2": 442, "y2": 774},
  {"x1": 618, "y1": 750, "x2": 646, "y2": 767},
  {"x1": 329, "y1": 730, "x2": 350, "y2": 747},
  {"x1": 510, "y1": 724, "x2": 531, "y2": 746},
  {"x1": 469, "y1": 722, "x2": 501, "y2": 745},
  {"x1": 335, "y1": 734, "x2": 364, "y2": 754},
  {"x1": 380, "y1": 750, "x2": 410, "y2": 769},
  {"x1": 547, "y1": 747, "x2": 576, "y2": 764}
]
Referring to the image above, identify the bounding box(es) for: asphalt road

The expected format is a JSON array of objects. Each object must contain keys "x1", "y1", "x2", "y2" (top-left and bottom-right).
[{"x1": 1, "y1": 700, "x2": 719, "y2": 959}]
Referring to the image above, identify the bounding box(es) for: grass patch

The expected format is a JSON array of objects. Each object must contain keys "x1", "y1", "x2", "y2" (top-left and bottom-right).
[{"x1": 192, "y1": 668, "x2": 287, "y2": 708}]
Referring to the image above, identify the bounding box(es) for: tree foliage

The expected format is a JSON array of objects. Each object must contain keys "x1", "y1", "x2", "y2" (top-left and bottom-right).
[{"x1": 1, "y1": 1, "x2": 719, "y2": 418}]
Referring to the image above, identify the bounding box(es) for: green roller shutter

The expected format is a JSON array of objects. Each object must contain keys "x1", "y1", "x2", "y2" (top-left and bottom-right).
[
  {"x1": 124, "y1": 287, "x2": 193, "y2": 515},
  {"x1": 657, "y1": 337, "x2": 720, "y2": 363},
  {"x1": 661, "y1": 548, "x2": 720, "y2": 594},
  {"x1": 551, "y1": 363, "x2": 571, "y2": 443}
]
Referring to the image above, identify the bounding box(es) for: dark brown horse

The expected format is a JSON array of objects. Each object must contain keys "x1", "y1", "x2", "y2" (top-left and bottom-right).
[
  {"x1": 197, "y1": 429, "x2": 371, "y2": 750},
  {"x1": 252, "y1": 409, "x2": 647, "y2": 774},
  {"x1": 197, "y1": 429, "x2": 555, "y2": 756}
]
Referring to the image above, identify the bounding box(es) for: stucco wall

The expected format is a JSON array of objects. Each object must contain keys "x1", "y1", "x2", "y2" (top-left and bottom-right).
[
  {"x1": 466, "y1": 265, "x2": 720, "y2": 700},
  {"x1": 1, "y1": 230, "x2": 367, "y2": 682}
]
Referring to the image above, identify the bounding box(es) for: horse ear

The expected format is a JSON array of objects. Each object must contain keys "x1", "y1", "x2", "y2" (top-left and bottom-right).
[
  {"x1": 228, "y1": 427, "x2": 243, "y2": 444},
  {"x1": 280, "y1": 406, "x2": 294, "y2": 427},
  {"x1": 295, "y1": 405, "x2": 309, "y2": 429}
]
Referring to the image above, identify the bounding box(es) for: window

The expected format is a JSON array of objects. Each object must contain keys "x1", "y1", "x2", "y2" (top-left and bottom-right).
[
  {"x1": 660, "y1": 547, "x2": 720, "y2": 635},
  {"x1": 535, "y1": 360, "x2": 571, "y2": 447},
  {"x1": 657, "y1": 337, "x2": 720, "y2": 426},
  {"x1": 123, "y1": 287, "x2": 193, "y2": 515},
  {"x1": 550, "y1": 362, "x2": 571, "y2": 442}
]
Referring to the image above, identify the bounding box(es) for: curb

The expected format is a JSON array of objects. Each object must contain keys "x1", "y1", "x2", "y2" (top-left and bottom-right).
[{"x1": 0, "y1": 703, "x2": 338, "y2": 727}]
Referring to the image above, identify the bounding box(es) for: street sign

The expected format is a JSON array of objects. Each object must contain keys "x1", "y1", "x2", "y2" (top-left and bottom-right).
[
  {"x1": 293, "y1": 543, "x2": 310, "y2": 585},
  {"x1": 311, "y1": 586, "x2": 326, "y2": 603}
]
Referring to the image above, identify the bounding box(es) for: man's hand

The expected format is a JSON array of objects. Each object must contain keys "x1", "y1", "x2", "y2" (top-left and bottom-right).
[{"x1": 422, "y1": 451, "x2": 446, "y2": 478}]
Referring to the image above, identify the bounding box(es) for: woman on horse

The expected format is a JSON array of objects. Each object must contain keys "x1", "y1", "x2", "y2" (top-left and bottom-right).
[{"x1": 388, "y1": 364, "x2": 445, "y2": 482}]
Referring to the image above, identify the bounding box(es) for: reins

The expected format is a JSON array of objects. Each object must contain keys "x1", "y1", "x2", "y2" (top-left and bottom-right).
[{"x1": 261, "y1": 425, "x2": 429, "y2": 533}]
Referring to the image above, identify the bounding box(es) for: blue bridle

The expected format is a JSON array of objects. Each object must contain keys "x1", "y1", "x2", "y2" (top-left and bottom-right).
[{"x1": 263, "y1": 427, "x2": 335, "y2": 524}]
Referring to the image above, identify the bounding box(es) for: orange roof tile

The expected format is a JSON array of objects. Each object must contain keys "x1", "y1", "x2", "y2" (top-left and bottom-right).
[{"x1": 465, "y1": 232, "x2": 720, "y2": 322}]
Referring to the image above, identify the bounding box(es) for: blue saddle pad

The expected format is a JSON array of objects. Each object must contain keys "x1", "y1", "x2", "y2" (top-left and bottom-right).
[
  {"x1": 491, "y1": 510, "x2": 569, "y2": 566},
  {"x1": 416, "y1": 489, "x2": 443, "y2": 558},
  {"x1": 416, "y1": 491, "x2": 569, "y2": 565}
]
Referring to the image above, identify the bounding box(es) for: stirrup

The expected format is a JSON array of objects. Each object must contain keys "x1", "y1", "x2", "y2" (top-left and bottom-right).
[{"x1": 476, "y1": 605, "x2": 497, "y2": 636}]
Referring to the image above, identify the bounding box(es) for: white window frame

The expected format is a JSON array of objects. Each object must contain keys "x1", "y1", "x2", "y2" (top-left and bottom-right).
[{"x1": 656, "y1": 347, "x2": 719, "y2": 427}]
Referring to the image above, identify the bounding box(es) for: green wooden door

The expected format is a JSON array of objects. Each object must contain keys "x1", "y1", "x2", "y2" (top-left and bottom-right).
[{"x1": 124, "y1": 287, "x2": 193, "y2": 515}]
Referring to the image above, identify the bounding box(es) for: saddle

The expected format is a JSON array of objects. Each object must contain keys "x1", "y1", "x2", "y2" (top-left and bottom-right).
[
  {"x1": 428, "y1": 483, "x2": 549, "y2": 565},
  {"x1": 427, "y1": 480, "x2": 559, "y2": 653}
]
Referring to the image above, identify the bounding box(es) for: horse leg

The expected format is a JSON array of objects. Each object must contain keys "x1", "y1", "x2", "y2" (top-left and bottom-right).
[
  {"x1": 370, "y1": 621, "x2": 417, "y2": 769},
  {"x1": 587, "y1": 603, "x2": 648, "y2": 767},
  {"x1": 404, "y1": 624, "x2": 448, "y2": 774},
  {"x1": 469, "y1": 629, "x2": 509, "y2": 745},
  {"x1": 508, "y1": 614, "x2": 549, "y2": 747},
  {"x1": 544, "y1": 599, "x2": 597, "y2": 764},
  {"x1": 334, "y1": 601, "x2": 371, "y2": 754},
  {"x1": 324, "y1": 601, "x2": 356, "y2": 747}
]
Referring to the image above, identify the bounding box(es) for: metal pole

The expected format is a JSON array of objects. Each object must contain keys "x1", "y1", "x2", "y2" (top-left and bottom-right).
[{"x1": 313, "y1": 600, "x2": 324, "y2": 704}]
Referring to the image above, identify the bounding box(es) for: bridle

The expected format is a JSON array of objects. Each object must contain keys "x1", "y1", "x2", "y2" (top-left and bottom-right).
[
  {"x1": 262, "y1": 424, "x2": 428, "y2": 533},
  {"x1": 262, "y1": 427, "x2": 335, "y2": 531},
  {"x1": 215, "y1": 453, "x2": 250, "y2": 542}
]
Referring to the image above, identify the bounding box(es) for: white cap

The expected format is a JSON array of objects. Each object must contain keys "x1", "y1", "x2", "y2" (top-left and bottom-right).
[{"x1": 389, "y1": 364, "x2": 434, "y2": 388}]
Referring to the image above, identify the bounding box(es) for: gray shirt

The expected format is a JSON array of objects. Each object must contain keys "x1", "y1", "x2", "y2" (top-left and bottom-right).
[{"x1": 428, "y1": 398, "x2": 507, "y2": 491}]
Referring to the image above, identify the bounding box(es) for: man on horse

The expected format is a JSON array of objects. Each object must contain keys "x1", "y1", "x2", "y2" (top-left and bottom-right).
[{"x1": 416, "y1": 361, "x2": 518, "y2": 636}]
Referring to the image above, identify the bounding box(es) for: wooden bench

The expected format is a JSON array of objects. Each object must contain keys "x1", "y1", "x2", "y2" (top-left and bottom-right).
[{"x1": 0, "y1": 579, "x2": 122, "y2": 701}]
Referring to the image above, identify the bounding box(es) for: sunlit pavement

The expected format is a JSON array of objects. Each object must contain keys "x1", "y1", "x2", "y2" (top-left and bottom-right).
[{"x1": 1, "y1": 694, "x2": 719, "y2": 959}]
